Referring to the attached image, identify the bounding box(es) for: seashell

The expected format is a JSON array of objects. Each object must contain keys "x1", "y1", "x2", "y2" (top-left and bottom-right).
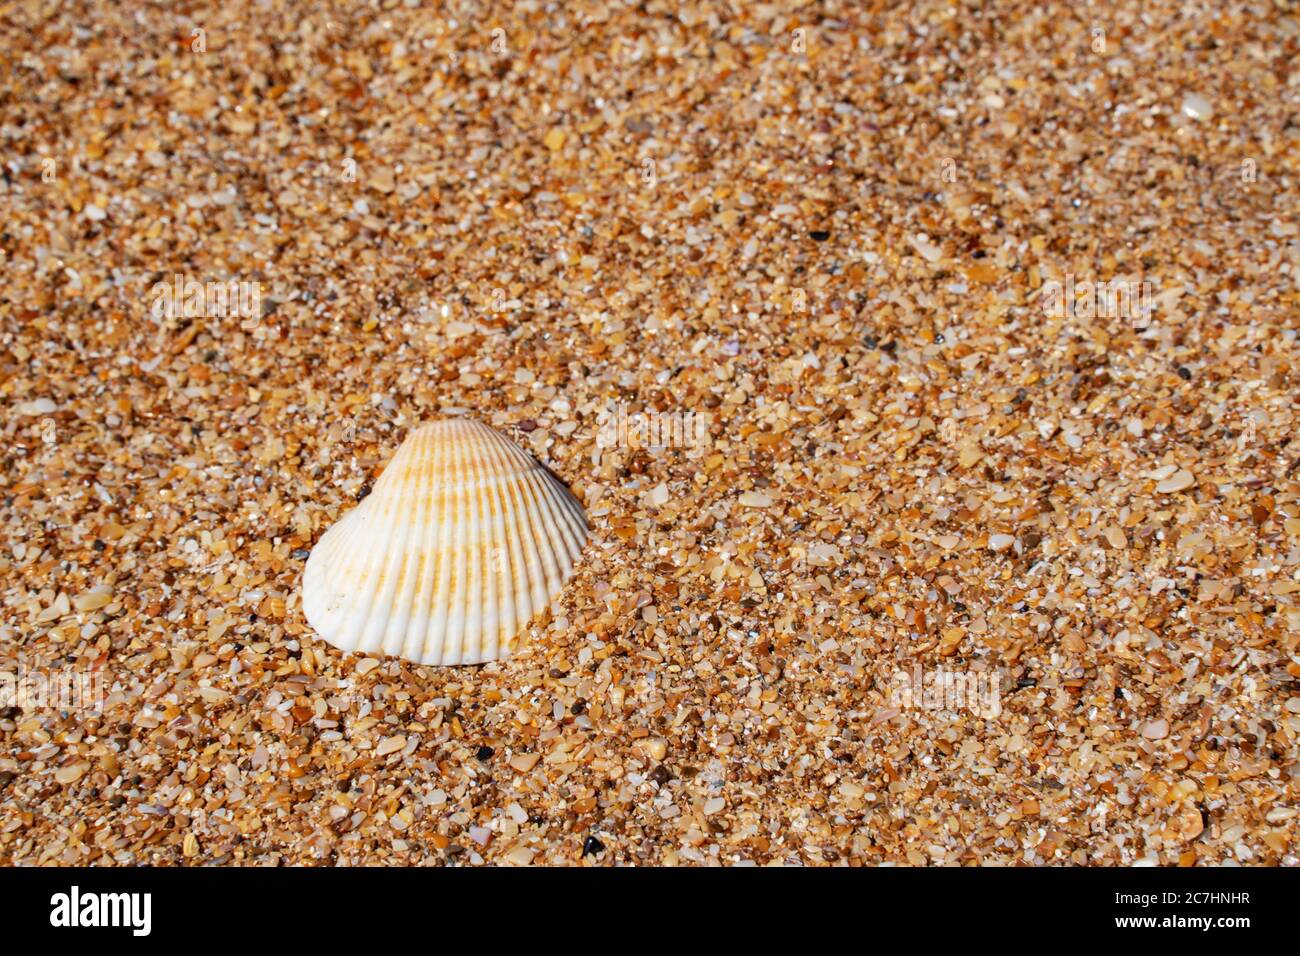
[{"x1": 303, "y1": 419, "x2": 588, "y2": 665}]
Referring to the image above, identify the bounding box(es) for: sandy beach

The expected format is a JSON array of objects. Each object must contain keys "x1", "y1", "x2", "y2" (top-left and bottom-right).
[{"x1": 0, "y1": 0, "x2": 1297, "y2": 865}]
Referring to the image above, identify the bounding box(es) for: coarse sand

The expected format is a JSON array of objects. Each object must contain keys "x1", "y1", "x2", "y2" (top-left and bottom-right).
[{"x1": 0, "y1": 1, "x2": 1297, "y2": 865}]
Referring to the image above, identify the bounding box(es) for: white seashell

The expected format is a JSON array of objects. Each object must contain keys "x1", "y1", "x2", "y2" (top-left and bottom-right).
[{"x1": 303, "y1": 419, "x2": 588, "y2": 665}]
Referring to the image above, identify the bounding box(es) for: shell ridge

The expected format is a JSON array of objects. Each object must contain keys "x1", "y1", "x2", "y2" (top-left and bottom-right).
[
  {"x1": 457, "y1": 428, "x2": 489, "y2": 665},
  {"x1": 360, "y1": 426, "x2": 435, "y2": 655},
  {"x1": 481, "y1": 434, "x2": 541, "y2": 626},
  {"x1": 517, "y1": 467, "x2": 569, "y2": 608},
  {"x1": 476, "y1": 436, "x2": 509, "y2": 662},
  {"x1": 389, "y1": 427, "x2": 432, "y2": 662},
  {"x1": 543, "y1": 475, "x2": 589, "y2": 585},
  {"x1": 425, "y1": 427, "x2": 462, "y2": 664},
  {"x1": 533, "y1": 464, "x2": 582, "y2": 567},
  {"x1": 316, "y1": 505, "x2": 367, "y2": 598},
  {"x1": 399, "y1": 426, "x2": 440, "y2": 664},
  {"x1": 360, "y1": 432, "x2": 420, "y2": 657},
  {"x1": 440, "y1": 423, "x2": 473, "y2": 663},
  {"x1": 547, "y1": 478, "x2": 589, "y2": 555},
  {"x1": 504, "y1": 466, "x2": 551, "y2": 614},
  {"x1": 373, "y1": 431, "x2": 430, "y2": 656},
  {"x1": 326, "y1": 497, "x2": 392, "y2": 652},
  {"x1": 416, "y1": 426, "x2": 449, "y2": 664},
  {"x1": 452, "y1": 434, "x2": 483, "y2": 665},
  {"x1": 480, "y1": 431, "x2": 525, "y2": 658},
  {"x1": 475, "y1": 428, "x2": 505, "y2": 661}
]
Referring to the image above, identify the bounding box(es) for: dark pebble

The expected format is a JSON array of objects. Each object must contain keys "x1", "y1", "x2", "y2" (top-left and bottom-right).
[
  {"x1": 809, "y1": 230, "x2": 830, "y2": 241},
  {"x1": 582, "y1": 835, "x2": 606, "y2": 857},
  {"x1": 475, "y1": 745, "x2": 494, "y2": 761}
]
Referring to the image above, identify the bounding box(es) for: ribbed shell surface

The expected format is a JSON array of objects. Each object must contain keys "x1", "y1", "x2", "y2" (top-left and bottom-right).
[{"x1": 302, "y1": 419, "x2": 589, "y2": 665}]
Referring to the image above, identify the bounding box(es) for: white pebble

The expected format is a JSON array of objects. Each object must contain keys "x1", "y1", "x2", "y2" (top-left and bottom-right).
[
  {"x1": 909, "y1": 233, "x2": 943, "y2": 262},
  {"x1": 1181, "y1": 93, "x2": 1213, "y2": 121},
  {"x1": 1155, "y1": 470, "x2": 1195, "y2": 494},
  {"x1": 988, "y1": 534, "x2": 1016, "y2": 552}
]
